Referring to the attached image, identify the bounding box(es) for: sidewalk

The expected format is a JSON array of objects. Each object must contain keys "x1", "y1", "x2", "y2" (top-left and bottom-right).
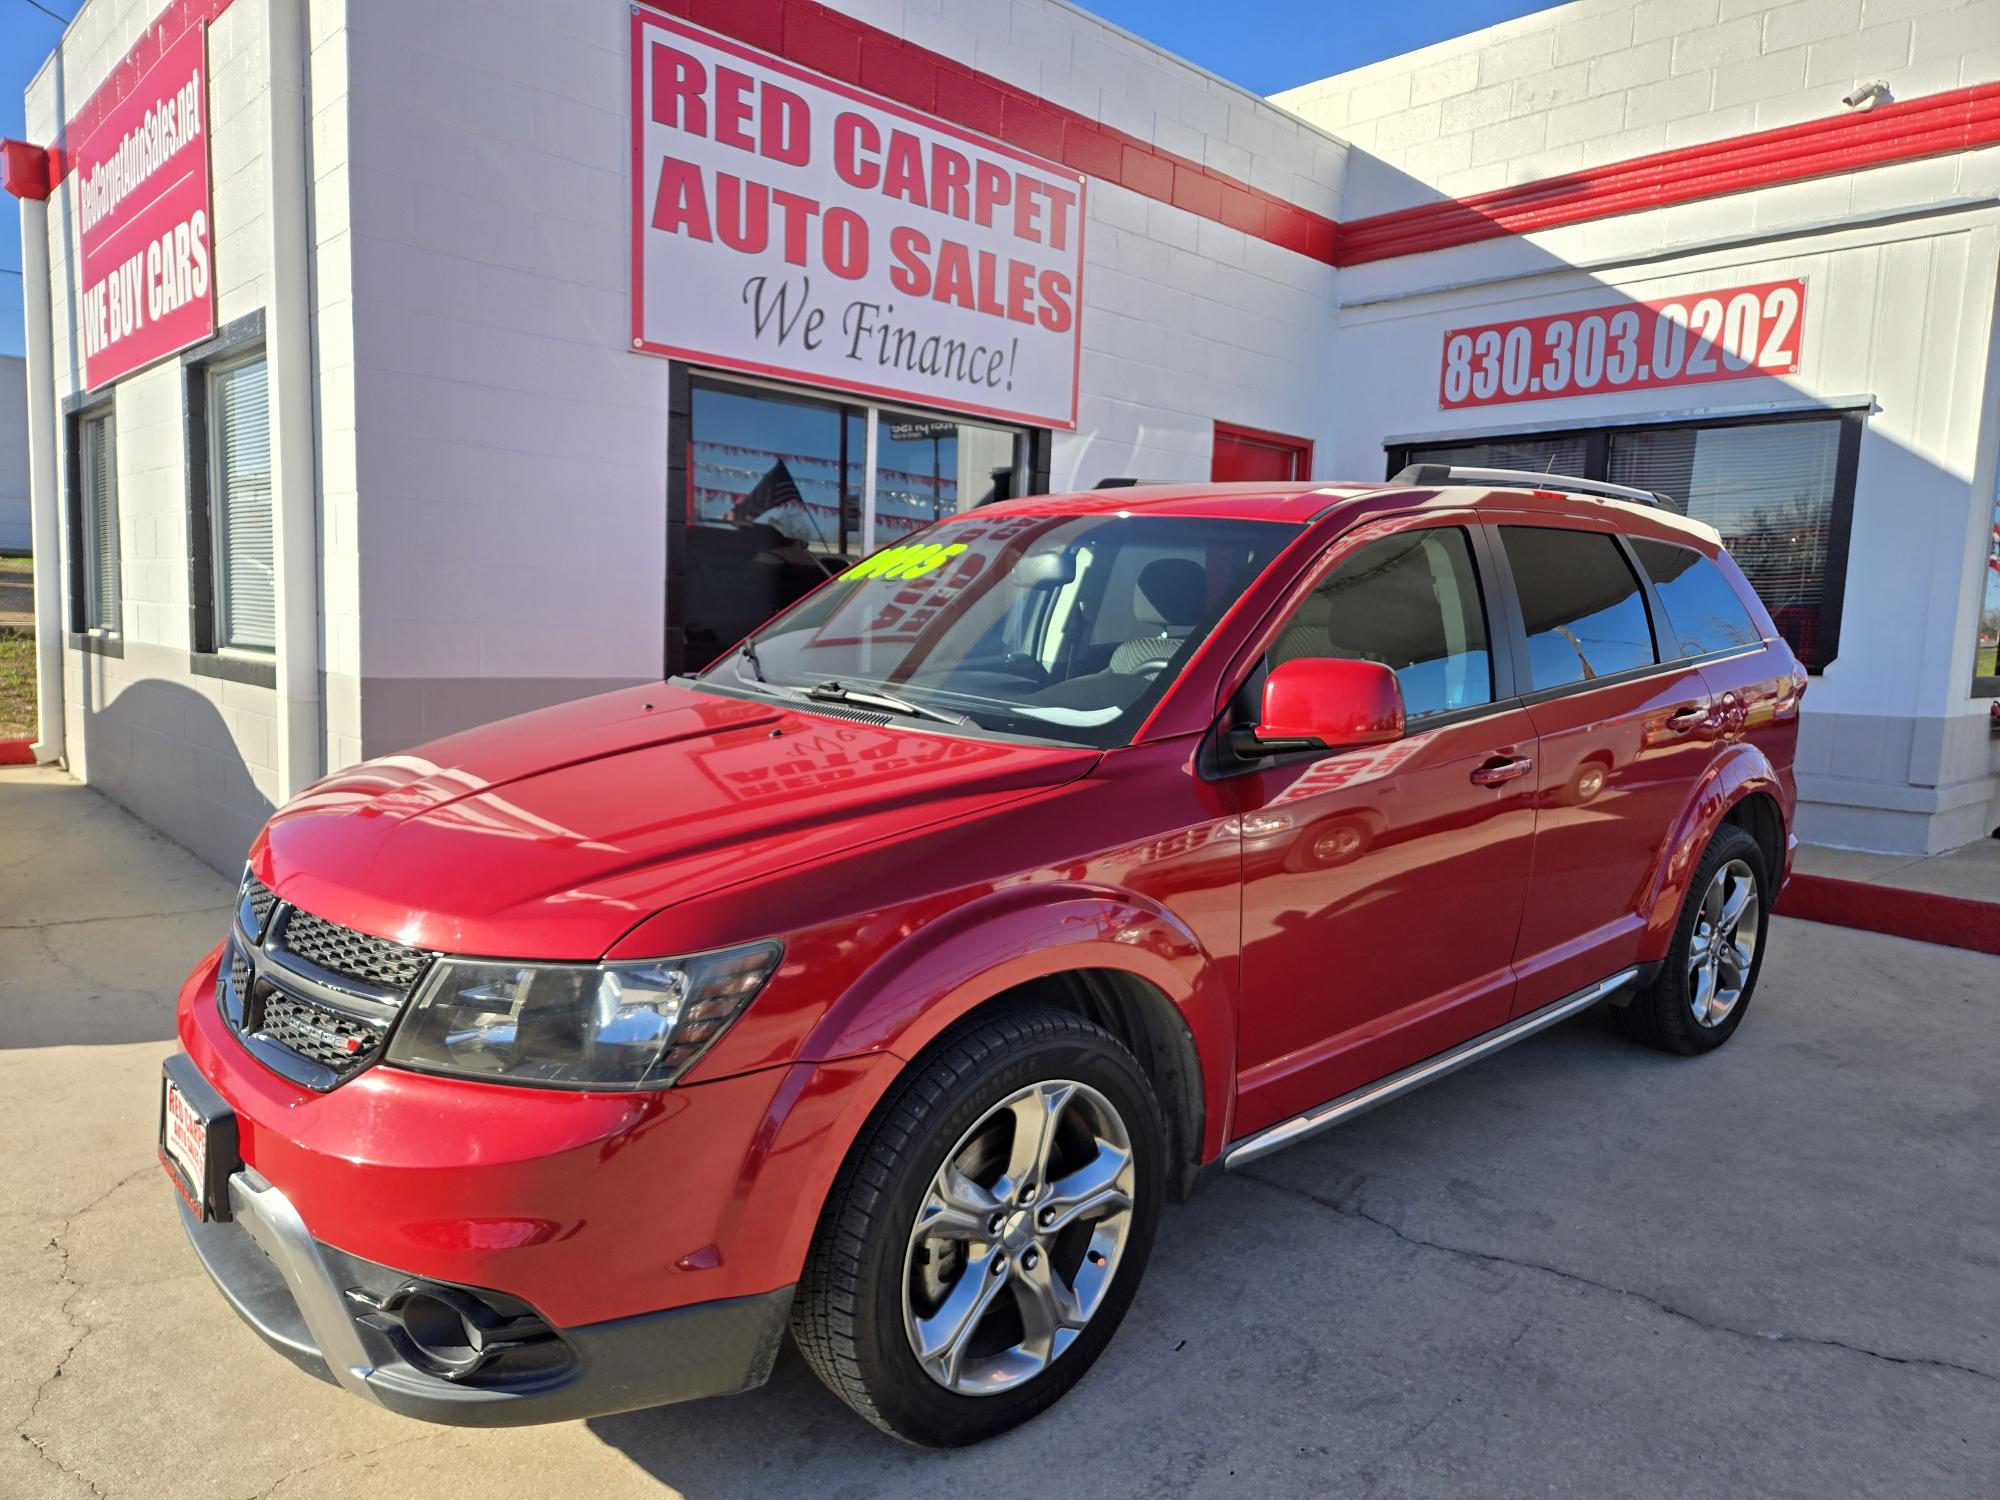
[{"x1": 1784, "y1": 837, "x2": 2000, "y2": 956}]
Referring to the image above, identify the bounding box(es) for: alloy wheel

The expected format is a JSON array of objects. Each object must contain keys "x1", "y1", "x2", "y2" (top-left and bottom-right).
[
  {"x1": 1687, "y1": 857, "x2": 1760, "y2": 1027},
  {"x1": 901, "y1": 1079, "x2": 1136, "y2": 1396}
]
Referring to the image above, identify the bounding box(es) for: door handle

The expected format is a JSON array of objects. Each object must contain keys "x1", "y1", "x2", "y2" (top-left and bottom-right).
[
  {"x1": 1665, "y1": 704, "x2": 1711, "y2": 734},
  {"x1": 1470, "y1": 756, "x2": 1533, "y2": 787}
]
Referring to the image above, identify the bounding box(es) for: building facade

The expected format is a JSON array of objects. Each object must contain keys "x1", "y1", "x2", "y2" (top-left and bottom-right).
[{"x1": 7, "y1": 0, "x2": 1999, "y2": 871}]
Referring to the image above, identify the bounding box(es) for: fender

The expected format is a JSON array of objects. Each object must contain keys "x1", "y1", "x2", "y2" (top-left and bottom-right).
[
  {"x1": 802, "y1": 880, "x2": 1238, "y2": 1159},
  {"x1": 1638, "y1": 742, "x2": 1787, "y2": 959}
]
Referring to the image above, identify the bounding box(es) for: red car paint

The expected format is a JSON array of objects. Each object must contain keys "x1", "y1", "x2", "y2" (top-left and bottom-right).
[{"x1": 174, "y1": 479, "x2": 1798, "y2": 1385}]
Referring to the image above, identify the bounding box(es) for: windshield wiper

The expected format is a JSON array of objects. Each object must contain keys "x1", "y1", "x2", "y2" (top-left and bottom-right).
[{"x1": 806, "y1": 681, "x2": 971, "y2": 727}]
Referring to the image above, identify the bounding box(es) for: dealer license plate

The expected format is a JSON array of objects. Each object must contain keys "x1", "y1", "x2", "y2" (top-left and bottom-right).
[{"x1": 160, "y1": 1072, "x2": 211, "y2": 1215}]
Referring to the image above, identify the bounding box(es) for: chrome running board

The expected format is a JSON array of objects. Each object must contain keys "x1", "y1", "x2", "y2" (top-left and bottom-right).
[{"x1": 1222, "y1": 968, "x2": 1640, "y2": 1169}]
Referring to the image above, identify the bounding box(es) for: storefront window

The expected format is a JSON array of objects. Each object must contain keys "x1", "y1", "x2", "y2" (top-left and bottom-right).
[
  {"x1": 1607, "y1": 421, "x2": 1840, "y2": 670},
  {"x1": 1396, "y1": 411, "x2": 1857, "y2": 672},
  {"x1": 689, "y1": 381, "x2": 864, "y2": 563},
  {"x1": 872, "y1": 410, "x2": 1026, "y2": 543},
  {"x1": 1405, "y1": 434, "x2": 1588, "y2": 477},
  {"x1": 680, "y1": 377, "x2": 1033, "y2": 671}
]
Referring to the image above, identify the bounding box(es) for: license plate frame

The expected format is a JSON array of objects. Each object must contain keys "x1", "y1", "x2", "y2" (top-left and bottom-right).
[{"x1": 159, "y1": 1055, "x2": 240, "y2": 1221}]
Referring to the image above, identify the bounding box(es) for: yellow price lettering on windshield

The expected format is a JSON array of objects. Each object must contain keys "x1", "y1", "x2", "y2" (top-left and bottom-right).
[{"x1": 841, "y1": 543, "x2": 968, "y2": 581}]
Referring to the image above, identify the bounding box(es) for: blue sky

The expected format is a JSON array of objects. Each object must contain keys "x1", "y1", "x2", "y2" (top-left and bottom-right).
[{"x1": 0, "y1": 0, "x2": 1560, "y2": 359}]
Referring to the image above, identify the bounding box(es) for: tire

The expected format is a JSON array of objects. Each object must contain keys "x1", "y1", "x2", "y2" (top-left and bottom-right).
[
  {"x1": 791, "y1": 1003, "x2": 1165, "y2": 1446},
  {"x1": 1620, "y1": 824, "x2": 1770, "y2": 1055}
]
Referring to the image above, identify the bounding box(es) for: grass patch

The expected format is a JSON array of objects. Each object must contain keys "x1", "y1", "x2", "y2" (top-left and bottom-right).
[
  {"x1": 0, "y1": 631, "x2": 36, "y2": 738},
  {"x1": 0, "y1": 555, "x2": 31, "y2": 577}
]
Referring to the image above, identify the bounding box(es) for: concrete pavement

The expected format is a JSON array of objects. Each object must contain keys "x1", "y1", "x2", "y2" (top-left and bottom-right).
[{"x1": 3, "y1": 763, "x2": 1995, "y2": 1498}]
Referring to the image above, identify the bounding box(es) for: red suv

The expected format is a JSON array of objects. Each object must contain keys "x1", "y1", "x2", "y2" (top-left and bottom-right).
[{"x1": 162, "y1": 470, "x2": 1801, "y2": 1445}]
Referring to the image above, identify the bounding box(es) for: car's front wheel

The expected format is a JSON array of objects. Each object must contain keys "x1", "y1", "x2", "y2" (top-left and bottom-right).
[{"x1": 791, "y1": 1003, "x2": 1164, "y2": 1445}]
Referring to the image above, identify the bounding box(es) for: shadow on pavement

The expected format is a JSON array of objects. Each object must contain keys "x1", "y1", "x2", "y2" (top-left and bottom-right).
[{"x1": 0, "y1": 763, "x2": 238, "y2": 1049}]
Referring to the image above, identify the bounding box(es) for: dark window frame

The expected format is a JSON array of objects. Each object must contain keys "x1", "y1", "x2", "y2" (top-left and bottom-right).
[
  {"x1": 182, "y1": 310, "x2": 275, "y2": 689},
  {"x1": 1387, "y1": 404, "x2": 1864, "y2": 674},
  {"x1": 61, "y1": 385, "x2": 121, "y2": 655}
]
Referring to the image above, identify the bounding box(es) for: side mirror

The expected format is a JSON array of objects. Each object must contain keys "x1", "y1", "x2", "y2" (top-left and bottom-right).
[{"x1": 1235, "y1": 657, "x2": 1405, "y2": 756}]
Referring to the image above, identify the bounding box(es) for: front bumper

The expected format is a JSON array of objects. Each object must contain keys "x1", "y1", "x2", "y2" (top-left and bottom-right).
[{"x1": 176, "y1": 1169, "x2": 794, "y2": 1426}]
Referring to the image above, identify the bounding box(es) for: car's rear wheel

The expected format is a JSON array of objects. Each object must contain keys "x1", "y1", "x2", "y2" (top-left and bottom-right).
[
  {"x1": 1620, "y1": 823, "x2": 1769, "y2": 1055},
  {"x1": 791, "y1": 1003, "x2": 1164, "y2": 1446}
]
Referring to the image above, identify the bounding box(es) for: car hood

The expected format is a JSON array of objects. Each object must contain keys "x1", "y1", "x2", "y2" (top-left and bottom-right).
[{"x1": 254, "y1": 682, "x2": 1098, "y2": 960}]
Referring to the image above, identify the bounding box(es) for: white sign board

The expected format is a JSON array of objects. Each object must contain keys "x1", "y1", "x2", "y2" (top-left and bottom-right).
[{"x1": 630, "y1": 11, "x2": 1085, "y2": 429}]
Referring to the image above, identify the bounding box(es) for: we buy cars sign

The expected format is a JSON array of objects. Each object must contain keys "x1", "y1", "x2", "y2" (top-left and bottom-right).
[
  {"x1": 70, "y1": 23, "x2": 215, "y2": 391},
  {"x1": 631, "y1": 11, "x2": 1084, "y2": 429}
]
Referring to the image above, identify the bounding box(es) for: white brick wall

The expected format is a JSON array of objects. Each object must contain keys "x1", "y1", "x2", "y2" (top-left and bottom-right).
[
  {"x1": 21, "y1": 0, "x2": 341, "y2": 869},
  {"x1": 1274, "y1": 0, "x2": 2000, "y2": 219}
]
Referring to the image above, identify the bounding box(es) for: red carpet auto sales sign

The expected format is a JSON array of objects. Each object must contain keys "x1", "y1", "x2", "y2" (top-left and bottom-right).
[
  {"x1": 631, "y1": 11, "x2": 1085, "y2": 429},
  {"x1": 71, "y1": 23, "x2": 214, "y2": 391}
]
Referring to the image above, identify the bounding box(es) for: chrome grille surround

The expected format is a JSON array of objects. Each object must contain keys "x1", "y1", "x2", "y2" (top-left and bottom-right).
[
  {"x1": 243, "y1": 874, "x2": 277, "y2": 932},
  {"x1": 217, "y1": 894, "x2": 435, "y2": 1093}
]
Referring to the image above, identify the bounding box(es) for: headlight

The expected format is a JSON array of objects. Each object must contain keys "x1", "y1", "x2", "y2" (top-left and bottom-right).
[{"x1": 385, "y1": 941, "x2": 783, "y2": 1089}]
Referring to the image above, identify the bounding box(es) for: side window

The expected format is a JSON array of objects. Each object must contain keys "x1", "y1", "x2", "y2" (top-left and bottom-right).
[
  {"x1": 1631, "y1": 538, "x2": 1762, "y2": 659},
  {"x1": 72, "y1": 409, "x2": 121, "y2": 635},
  {"x1": 1270, "y1": 527, "x2": 1492, "y2": 720},
  {"x1": 1499, "y1": 527, "x2": 1656, "y2": 690},
  {"x1": 208, "y1": 354, "x2": 275, "y2": 653}
]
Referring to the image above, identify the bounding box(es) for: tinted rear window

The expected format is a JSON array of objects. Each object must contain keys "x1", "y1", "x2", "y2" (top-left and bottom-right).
[
  {"x1": 1499, "y1": 527, "x2": 1657, "y2": 690},
  {"x1": 1631, "y1": 539, "x2": 1763, "y2": 659}
]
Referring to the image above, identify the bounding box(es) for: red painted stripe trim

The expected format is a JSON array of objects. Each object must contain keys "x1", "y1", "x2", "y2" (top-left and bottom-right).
[
  {"x1": 640, "y1": 0, "x2": 1340, "y2": 263},
  {"x1": 1777, "y1": 872, "x2": 2000, "y2": 958},
  {"x1": 1337, "y1": 81, "x2": 2000, "y2": 267},
  {"x1": 42, "y1": 0, "x2": 235, "y2": 188}
]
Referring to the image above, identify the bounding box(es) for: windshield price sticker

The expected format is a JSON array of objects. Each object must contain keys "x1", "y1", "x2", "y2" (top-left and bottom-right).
[
  {"x1": 841, "y1": 543, "x2": 969, "y2": 581},
  {"x1": 1438, "y1": 279, "x2": 1805, "y2": 410}
]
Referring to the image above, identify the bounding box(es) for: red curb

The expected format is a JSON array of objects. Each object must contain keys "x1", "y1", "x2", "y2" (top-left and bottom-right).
[
  {"x1": 0, "y1": 738, "x2": 35, "y2": 766},
  {"x1": 1777, "y1": 872, "x2": 2000, "y2": 957}
]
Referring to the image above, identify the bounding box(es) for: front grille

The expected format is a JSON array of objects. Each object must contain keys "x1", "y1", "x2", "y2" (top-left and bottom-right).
[
  {"x1": 243, "y1": 875, "x2": 277, "y2": 931},
  {"x1": 257, "y1": 992, "x2": 385, "y2": 1073},
  {"x1": 222, "y1": 894, "x2": 432, "y2": 1090},
  {"x1": 276, "y1": 908, "x2": 431, "y2": 993}
]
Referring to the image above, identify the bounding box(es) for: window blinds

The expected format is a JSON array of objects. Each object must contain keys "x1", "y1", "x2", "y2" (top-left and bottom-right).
[
  {"x1": 82, "y1": 414, "x2": 119, "y2": 632},
  {"x1": 1609, "y1": 420, "x2": 1839, "y2": 667},
  {"x1": 212, "y1": 357, "x2": 275, "y2": 652}
]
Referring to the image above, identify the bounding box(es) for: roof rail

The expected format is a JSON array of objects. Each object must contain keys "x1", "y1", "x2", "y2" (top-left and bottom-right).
[{"x1": 1391, "y1": 464, "x2": 1673, "y2": 509}]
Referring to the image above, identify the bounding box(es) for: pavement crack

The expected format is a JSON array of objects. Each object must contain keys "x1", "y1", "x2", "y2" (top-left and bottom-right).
[
  {"x1": 0, "y1": 903, "x2": 232, "y2": 932},
  {"x1": 245, "y1": 1433, "x2": 443, "y2": 1500},
  {"x1": 14, "y1": 1166, "x2": 155, "y2": 1498},
  {"x1": 1235, "y1": 1169, "x2": 2000, "y2": 1385}
]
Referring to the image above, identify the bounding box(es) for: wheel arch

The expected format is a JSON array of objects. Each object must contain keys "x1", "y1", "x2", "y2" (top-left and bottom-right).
[
  {"x1": 1641, "y1": 747, "x2": 1789, "y2": 958},
  {"x1": 801, "y1": 883, "x2": 1235, "y2": 1199}
]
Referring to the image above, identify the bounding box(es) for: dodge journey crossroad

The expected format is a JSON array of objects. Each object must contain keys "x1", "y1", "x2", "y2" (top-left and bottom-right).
[{"x1": 161, "y1": 468, "x2": 1802, "y2": 1445}]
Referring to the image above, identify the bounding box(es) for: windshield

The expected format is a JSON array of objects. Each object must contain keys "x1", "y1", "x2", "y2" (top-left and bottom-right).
[{"x1": 698, "y1": 510, "x2": 1300, "y2": 747}]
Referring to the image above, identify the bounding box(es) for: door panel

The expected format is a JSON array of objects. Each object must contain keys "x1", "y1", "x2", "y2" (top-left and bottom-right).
[
  {"x1": 1490, "y1": 522, "x2": 1723, "y2": 1013},
  {"x1": 1233, "y1": 710, "x2": 1539, "y2": 1137},
  {"x1": 1230, "y1": 520, "x2": 1533, "y2": 1140},
  {"x1": 1510, "y1": 666, "x2": 1718, "y2": 1011}
]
